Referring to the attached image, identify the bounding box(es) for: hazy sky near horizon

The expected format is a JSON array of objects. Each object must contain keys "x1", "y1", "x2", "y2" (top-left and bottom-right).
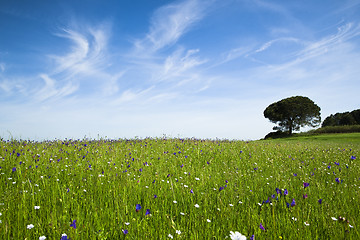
[{"x1": 1, "y1": 0, "x2": 360, "y2": 140}]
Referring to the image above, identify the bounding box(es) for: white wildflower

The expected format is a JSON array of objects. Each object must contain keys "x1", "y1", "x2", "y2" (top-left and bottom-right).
[
  {"x1": 194, "y1": 204, "x2": 199, "y2": 208},
  {"x1": 27, "y1": 224, "x2": 34, "y2": 229},
  {"x1": 229, "y1": 231, "x2": 247, "y2": 240}
]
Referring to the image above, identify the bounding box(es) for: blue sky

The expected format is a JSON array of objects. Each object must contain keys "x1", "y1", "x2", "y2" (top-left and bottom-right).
[{"x1": 1, "y1": 0, "x2": 360, "y2": 140}]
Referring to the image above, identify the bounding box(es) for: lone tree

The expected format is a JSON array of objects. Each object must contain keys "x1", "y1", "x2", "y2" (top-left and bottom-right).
[{"x1": 264, "y1": 96, "x2": 321, "y2": 135}]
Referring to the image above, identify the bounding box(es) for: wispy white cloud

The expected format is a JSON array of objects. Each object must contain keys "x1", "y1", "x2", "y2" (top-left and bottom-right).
[
  {"x1": 133, "y1": 0, "x2": 209, "y2": 53},
  {"x1": 156, "y1": 48, "x2": 207, "y2": 82},
  {"x1": 0, "y1": 62, "x2": 5, "y2": 72},
  {"x1": 51, "y1": 24, "x2": 110, "y2": 77},
  {"x1": 294, "y1": 22, "x2": 360, "y2": 62},
  {"x1": 35, "y1": 74, "x2": 78, "y2": 102}
]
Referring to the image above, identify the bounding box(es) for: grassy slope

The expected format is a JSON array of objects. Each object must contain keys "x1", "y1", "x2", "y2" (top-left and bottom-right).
[{"x1": 265, "y1": 133, "x2": 360, "y2": 144}]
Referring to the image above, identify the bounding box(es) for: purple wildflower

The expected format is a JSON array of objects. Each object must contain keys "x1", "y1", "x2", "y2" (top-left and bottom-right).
[
  {"x1": 60, "y1": 234, "x2": 69, "y2": 240},
  {"x1": 190, "y1": 189, "x2": 194, "y2": 194},
  {"x1": 291, "y1": 199, "x2": 296, "y2": 207},
  {"x1": 12, "y1": 167, "x2": 16, "y2": 172},
  {"x1": 318, "y1": 199, "x2": 323, "y2": 204},
  {"x1": 145, "y1": 209, "x2": 151, "y2": 216},
  {"x1": 293, "y1": 173, "x2": 297, "y2": 176},
  {"x1": 123, "y1": 229, "x2": 128, "y2": 235},
  {"x1": 260, "y1": 223, "x2": 265, "y2": 231},
  {"x1": 303, "y1": 182, "x2": 309, "y2": 188},
  {"x1": 154, "y1": 195, "x2": 157, "y2": 198},
  {"x1": 303, "y1": 194, "x2": 308, "y2": 199},
  {"x1": 70, "y1": 220, "x2": 76, "y2": 229},
  {"x1": 219, "y1": 186, "x2": 224, "y2": 191},
  {"x1": 350, "y1": 156, "x2": 356, "y2": 160},
  {"x1": 250, "y1": 235, "x2": 255, "y2": 240},
  {"x1": 335, "y1": 178, "x2": 340, "y2": 183},
  {"x1": 136, "y1": 204, "x2": 141, "y2": 212},
  {"x1": 284, "y1": 189, "x2": 288, "y2": 196},
  {"x1": 275, "y1": 188, "x2": 282, "y2": 195},
  {"x1": 286, "y1": 202, "x2": 290, "y2": 208}
]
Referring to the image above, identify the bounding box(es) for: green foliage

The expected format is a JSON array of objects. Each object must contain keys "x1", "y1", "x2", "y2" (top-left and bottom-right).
[
  {"x1": 322, "y1": 109, "x2": 360, "y2": 127},
  {"x1": 314, "y1": 125, "x2": 360, "y2": 134},
  {"x1": 264, "y1": 96, "x2": 321, "y2": 135}
]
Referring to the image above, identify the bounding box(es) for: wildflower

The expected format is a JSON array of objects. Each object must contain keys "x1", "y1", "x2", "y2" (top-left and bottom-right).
[
  {"x1": 292, "y1": 217, "x2": 297, "y2": 221},
  {"x1": 154, "y1": 195, "x2": 157, "y2": 198},
  {"x1": 173, "y1": 200, "x2": 177, "y2": 204},
  {"x1": 194, "y1": 204, "x2": 199, "y2": 208},
  {"x1": 229, "y1": 204, "x2": 234, "y2": 207},
  {"x1": 70, "y1": 220, "x2": 76, "y2": 229},
  {"x1": 291, "y1": 199, "x2": 296, "y2": 207},
  {"x1": 180, "y1": 212, "x2": 185, "y2": 215},
  {"x1": 195, "y1": 177, "x2": 200, "y2": 181},
  {"x1": 304, "y1": 222, "x2": 310, "y2": 226},
  {"x1": 349, "y1": 224, "x2": 354, "y2": 228},
  {"x1": 275, "y1": 188, "x2": 282, "y2": 195},
  {"x1": 190, "y1": 189, "x2": 194, "y2": 194},
  {"x1": 335, "y1": 178, "x2": 340, "y2": 183},
  {"x1": 331, "y1": 217, "x2": 338, "y2": 221},
  {"x1": 207, "y1": 219, "x2": 211, "y2": 222},
  {"x1": 260, "y1": 223, "x2": 265, "y2": 231},
  {"x1": 293, "y1": 173, "x2": 297, "y2": 176},
  {"x1": 27, "y1": 224, "x2": 34, "y2": 229},
  {"x1": 284, "y1": 189, "x2": 288, "y2": 196},
  {"x1": 145, "y1": 209, "x2": 151, "y2": 216},
  {"x1": 168, "y1": 233, "x2": 174, "y2": 239},
  {"x1": 12, "y1": 167, "x2": 16, "y2": 172},
  {"x1": 350, "y1": 156, "x2": 356, "y2": 160},
  {"x1": 318, "y1": 199, "x2": 323, "y2": 204},
  {"x1": 176, "y1": 230, "x2": 181, "y2": 235},
  {"x1": 125, "y1": 222, "x2": 130, "y2": 225},
  {"x1": 136, "y1": 204, "x2": 141, "y2": 212},
  {"x1": 34, "y1": 206, "x2": 40, "y2": 210},
  {"x1": 60, "y1": 233, "x2": 69, "y2": 240},
  {"x1": 123, "y1": 229, "x2": 128, "y2": 234},
  {"x1": 303, "y1": 194, "x2": 308, "y2": 199},
  {"x1": 303, "y1": 182, "x2": 309, "y2": 188},
  {"x1": 229, "y1": 231, "x2": 247, "y2": 240},
  {"x1": 39, "y1": 236, "x2": 46, "y2": 240},
  {"x1": 250, "y1": 235, "x2": 254, "y2": 240}
]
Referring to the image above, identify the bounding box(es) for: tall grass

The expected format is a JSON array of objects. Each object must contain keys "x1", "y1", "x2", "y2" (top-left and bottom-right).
[{"x1": 0, "y1": 137, "x2": 359, "y2": 239}]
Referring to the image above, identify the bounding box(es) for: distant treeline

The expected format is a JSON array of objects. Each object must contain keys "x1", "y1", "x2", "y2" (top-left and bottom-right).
[{"x1": 322, "y1": 109, "x2": 360, "y2": 127}]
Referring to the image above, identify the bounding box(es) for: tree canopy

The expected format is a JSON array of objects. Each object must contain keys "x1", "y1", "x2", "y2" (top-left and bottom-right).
[
  {"x1": 322, "y1": 109, "x2": 360, "y2": 127},
  {"x1": 264, "y1": 96, "x2": 321, "y2": 135}
]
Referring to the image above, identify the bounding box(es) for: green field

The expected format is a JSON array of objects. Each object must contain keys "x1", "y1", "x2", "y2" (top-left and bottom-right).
[{"x1": 0, "y1": 134, "x2": 359, "y2": 239}]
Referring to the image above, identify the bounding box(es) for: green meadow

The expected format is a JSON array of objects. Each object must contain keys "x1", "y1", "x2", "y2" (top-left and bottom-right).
[{"x1": 0, "y1": 134, "x2": 359, "y2": 239}]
